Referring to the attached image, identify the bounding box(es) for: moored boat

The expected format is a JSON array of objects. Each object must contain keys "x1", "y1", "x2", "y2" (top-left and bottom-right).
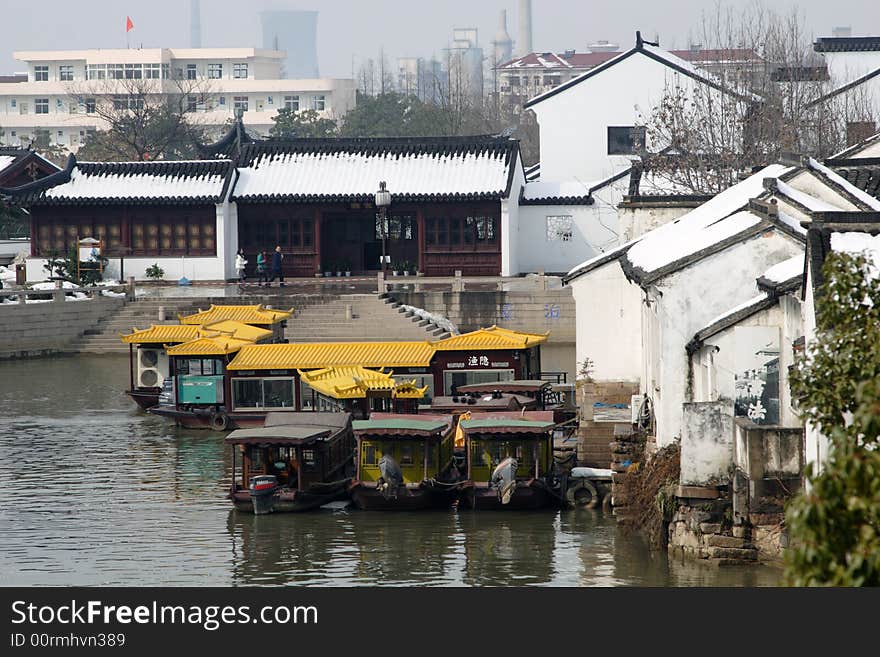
[
  {"x1": 457, "y1": 411, "x2": 563, "y2": 510},
  {"x1": 227, "y1": 411, "x2": 355, "y2": 514},
  {"x1": 349, "y1": 414, "x2": 460, "y2": 510}
]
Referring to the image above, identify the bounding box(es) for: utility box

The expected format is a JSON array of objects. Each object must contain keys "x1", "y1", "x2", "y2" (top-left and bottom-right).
[
  {"x1": 178, "y1": 375, "x2": 224, "y2": 404},
  {"x1": 15, "y1": 264, "x2": 25, "y2": 285}
]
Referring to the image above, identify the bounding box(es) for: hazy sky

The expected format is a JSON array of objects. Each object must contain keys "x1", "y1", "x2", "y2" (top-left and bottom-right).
[{"x1": 1, "y1": 0, "x2": 877, "y2": 77}]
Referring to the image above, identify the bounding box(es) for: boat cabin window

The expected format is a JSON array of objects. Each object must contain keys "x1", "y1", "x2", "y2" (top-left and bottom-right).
[
  {"x1": 444, "y1": 369, "x2": 514, "y2": 395},
  {"x1": 399, "y1": 444, "x2": 414, "y2": 466},
  {"x1": 232, "y1": 377, "x2": 295, "y2": 410},
  {"x1": 302, "y1": 449, "x2": 317, "y2": 471},
  {"x1": 362, "y1": 444, "x2": 377, "y2": 465},
  {"x1": 249, "y1": 447, "x2": 265, "y2": 471},
  {"x1": 176, "y1": 358, "x2": 223, "y2": 376}
]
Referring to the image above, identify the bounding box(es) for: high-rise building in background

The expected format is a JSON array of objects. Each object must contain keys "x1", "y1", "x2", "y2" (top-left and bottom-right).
[
  {"x1": 397, "y1": 56, "x2": 445, "y2": 103},
  {"x1": 260, "y1": 10, "x2": 319, "y2": 78},
  {"x1": 190, "y1": 0, "x2": 202, "y2": 49},
  {"x1": 517, "y1": 0, "x2": 533, "y2": 57},
  {"x1": 443, "y1": 28, "x2": 483, "y2": 101}
]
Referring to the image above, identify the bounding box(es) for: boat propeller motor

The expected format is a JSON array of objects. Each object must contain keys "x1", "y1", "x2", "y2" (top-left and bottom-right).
[
  {"x1": 377, "y1": 455, "x2": 404, "y2": 500},
  {"x1": 491, "y1": 457, "x2": 519, "y2": 505}
]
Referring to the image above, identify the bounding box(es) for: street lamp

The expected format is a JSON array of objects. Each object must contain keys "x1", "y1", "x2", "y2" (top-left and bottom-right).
[{"x1": 375, "y1": 181, "x2": 392, "y2": 272}]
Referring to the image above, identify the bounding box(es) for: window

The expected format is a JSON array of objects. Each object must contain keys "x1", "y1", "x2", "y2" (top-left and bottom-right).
[
  {"x1": 86, "y1": 64, "x2": 107, "y2": 80},
  {"x1": 108, "y1": 64, "x2": 124, "y2": 79},
  {"x1": 187, "y1": 96, "x2": 198, "y2": 112},
  {"x1": 218, "y1": 96, "x2": 226, "y2": 106},
  {"x1": 162, "y1": 64, "x2": 170, "y2": 79},
  {"x1": 124, "y1": 63, "x2": 143, "y2": 79},
  {"x1": 426, "y1": 215, "x2": 496, "y2": 246},
  {"x1": 508, "y1": 76, "x2": 520, "y2": 87},
  {"x1": 311, "y1": 95, "x2": 326, "y2": 111},
  {"x1": 607, "y1": 125, "x2": 646, "y2": 155},
  {"x1": 33, "y1": 129, "x2": 51, "y2": 148},
  {"x1": 34, "y1": 65, "x2": 48, "y2": 81},
  {"x1": 186, "y1": 64, "x2": 197, "y2": 80},
  {"x1": 232, "y1": 377, "x2": 295, "y2": 410},
  {"x1": 546, "y1": 215, "x2": 574, "y2": 241},
  {"x1": 10, "y1": 98, "x2": 15, "y2": 108},
  {"x1": 363, "y1": 444, "x2": 377, "y2": 466},
  {"x1": 35, "y1": 98, "x2": 49, "y2": 114},
  {"x1": 113, "y1": 95, "x2": 144, "y2": 110},
  {"x1": 233, "y1": 96, "x2": 249, "y2": 112},
  {"x1": 208, "y1": 63, "x2": 222, "y2": 79},
  {"x1": 145, "y1": 64, "x2": 161, "y2": 79},
  {"x1": 59, "y1": 65, "x2": 74, "y2": 81},
  {"x1": 399, "y1": 445, "x2": 414, "y2": 466},
  {"x1": 233, "y1": 63, "x2": 248, "y2": 79},
  {"x1": 284, "y1": 95, "x2": 300, "y2": 111},
  {"x1": 543, "y1": 75, "x2": 561, "y2": 86},
  {"x1": 85, "y1": 98, "x2": 96, "y2": 114}
]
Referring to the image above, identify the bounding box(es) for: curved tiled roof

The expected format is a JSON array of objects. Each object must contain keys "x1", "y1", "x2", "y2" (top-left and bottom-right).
[
  {"x1": 232, "y1": 135, "x2": 520, "y2": 203},
  {"x1": 228, "y1": 341, "x2": 436, "y2": 371},
  {"x1": 2, "y1": 155, "x2": 236, "y2": 206},
  {"x1": 178, "y1": 304, "x2": 292, "y2": 326},
  {"x1": 432, "y1": 326, "x2": 548, "y2": 351},
  {"x1": 166, "y1": 336, "x2": 254, "y2": 356}
]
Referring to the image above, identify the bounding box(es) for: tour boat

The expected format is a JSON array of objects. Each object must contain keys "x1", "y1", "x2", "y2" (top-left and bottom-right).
[
  {"x1": 456, "y1": 411, "x2": 564, "y2": 510},
  {"x1": 227, "y1": 412, "x2": 355, "y2": 514},
  {"x1": 348, "y1": 414, "x2": 461, "y2": 510}
]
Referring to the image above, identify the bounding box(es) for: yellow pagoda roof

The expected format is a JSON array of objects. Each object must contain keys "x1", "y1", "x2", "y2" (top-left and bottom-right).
[
  {"x1": 121, "y1": 324, "x2": 203, "y2": 344},
  {"x1": 201, "y1": 320, "x2": 273, "y2": 342},
  {"x1": 179, "y1": 304, "x2": 292, "y2": 326},
  {"x1": 432, "y1": 326, "x2": 549, "y2": 351},
  {"x1": 166, "y1": 336, "x2": 255, "y2": 356},
  {"x1": 228, "y1": 341, "x2": 435, "y2": 371},
  {"x1": 299, "y1": 366, "x2": 427, "y2": 400}
]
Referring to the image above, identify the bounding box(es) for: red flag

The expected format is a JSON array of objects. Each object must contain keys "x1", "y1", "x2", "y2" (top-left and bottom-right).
[{"x1": 126, "y1": 16, "x2": 134, "y2": 33}]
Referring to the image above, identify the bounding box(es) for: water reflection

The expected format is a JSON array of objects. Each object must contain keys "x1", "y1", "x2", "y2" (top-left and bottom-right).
[{"x1": 0, "y1": 355, "x2": 782, "y2": 586}]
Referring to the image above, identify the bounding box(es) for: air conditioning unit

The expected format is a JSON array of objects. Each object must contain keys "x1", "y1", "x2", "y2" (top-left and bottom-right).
[{"x1": 137, "y1": 347, "x2": 169, "y2": 389}]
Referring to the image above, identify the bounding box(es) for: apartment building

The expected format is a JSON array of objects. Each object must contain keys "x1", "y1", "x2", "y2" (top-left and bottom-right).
[{"x1": 0, "y1": 48, "x2": 356, "y2": 152}]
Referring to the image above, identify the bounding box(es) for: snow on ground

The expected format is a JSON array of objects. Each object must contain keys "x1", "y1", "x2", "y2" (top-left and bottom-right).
[{"x1": 400, "y1": 304, "x2": 459, "y2": 336}]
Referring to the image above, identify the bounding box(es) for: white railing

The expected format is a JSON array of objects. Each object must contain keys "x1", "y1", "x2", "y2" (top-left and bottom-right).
[{"x1": 0, "y1": 282, "x2": 132, "y2": 306}]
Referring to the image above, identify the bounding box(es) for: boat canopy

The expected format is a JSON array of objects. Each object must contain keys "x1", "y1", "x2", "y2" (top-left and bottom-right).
[
  {"x1": 455, "y1": 379, "x2": 552, "y2": 395},
  {"x1": 166, "y1": 335, "x2": 254, "y2": 356},
  {"x1": 299, "y1": 366, "x2": 427, "y2": 400},
  {"x1": 179, "y1": 304, "x2": 292, "y2": 326},
  {"x1": 432, "y1": 326, "x2": 548, "y2": 351},
  {"x1": 229, "y1": 341, "x2": 435, "y2": 370},
  {"x1": 353, "y1": 417, "x2": 451, "y2": 437}
]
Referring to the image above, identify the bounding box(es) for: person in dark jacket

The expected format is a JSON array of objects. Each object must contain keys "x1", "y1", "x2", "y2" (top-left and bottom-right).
[{"x1": 270, "y1": 245, "x2": 285, "y2": 286}]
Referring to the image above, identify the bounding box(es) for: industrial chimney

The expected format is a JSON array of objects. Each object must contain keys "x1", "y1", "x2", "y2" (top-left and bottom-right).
[
  {"x1": 190, "y1": 0, "x2": 201, "y2": 49},
  {"x1": 494, "y1": 9, "x2": 513, "y2": 64},
  {"x1": 518, "y1": 0, "x2": 533, "y2": 56}
]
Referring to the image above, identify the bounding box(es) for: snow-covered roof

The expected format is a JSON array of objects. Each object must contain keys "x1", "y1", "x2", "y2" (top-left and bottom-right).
[
  {"x1": 827, "y1": 131, "x2": 880, "y2": 161},
  {"x1": 563, "y1": 238, "x2": 639, "y2": 283},
  {"x1": 0, "y1": 147, "x2": 60, "y2": 187},
  {"x1": 808, "y1": 158, "x2": 880, "y2": 211},
  {"x1": 7, "y1": 158, "x2": 236, "y2": 206},
  {"x1": 0, "y1": 156, "x2": 16, "y2": 173},
  {"x1": 621, "y1": 165, "x2": 789, "y2": 278},
  {"x1": 520, "y1": 180, "x2": 593, "y2": 205},
  {"x1": 830, "y1": 232, "x2": 880, "y2": 262},
  {"x1": 774, "y1": 179, "x2": 843, "y2": 212},
  {"x1": 689, "y1": 292, "x2": 774, "y2": 350},
  {"x1": 757, "y1": 254, "x2": 805, "y2": 290},
  {"x1": 525, "y1": 33, "x2": 758, "y2": 109},
  {"x1": 232, "y1": 136, "x2": 520, "y2": 203}
]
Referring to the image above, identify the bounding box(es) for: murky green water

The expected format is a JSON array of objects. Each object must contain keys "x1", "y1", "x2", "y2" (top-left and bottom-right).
[{"x1": 0, "y1": 355, "x2": 782, "y2": 586}]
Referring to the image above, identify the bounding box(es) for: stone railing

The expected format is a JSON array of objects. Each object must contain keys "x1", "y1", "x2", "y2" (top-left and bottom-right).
[
  {"x1": 0, "y1": 281, "x2": 133, "y2": 306},
  {"x1": 377, "y1": 270, "x2": 561, "y2": 294}
]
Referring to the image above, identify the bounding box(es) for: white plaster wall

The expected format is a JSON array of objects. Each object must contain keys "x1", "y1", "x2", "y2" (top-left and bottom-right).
[
  {"x1": 501, "y1": 155, "x2": 525, "y2": 276},
  {"x1": 824, "y1": 51, "x2": 880, "y2": 87},
  {"x1": 530, "y1": 53, "x2": 710, "y2": 183},
  {"x1": 570, "y1": 259, "x2": 642, "y2": 383},
  {"x1": 649, "y1": 231, "x2": 804, "y2": 447},
  {"x1": 785, "y1": 170, "x2": 861, "y2": 211},
  {"x1": 681, "y1": 401, "x2": 734, "y2": 485},
  {"x1": 801, "y1": 261, "x2": 828, "y2": 477},
  {"x1": 619, "y1": 204, "x2": 695, "y2": 243}
]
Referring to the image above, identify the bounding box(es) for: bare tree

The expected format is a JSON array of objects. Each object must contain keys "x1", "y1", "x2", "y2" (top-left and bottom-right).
[
  {"x1": 66, "y1": 74, "x2": 216, "y2": 161},
  {"x1": 641, "y1": 2, "x2": 878, "y2": 193}
]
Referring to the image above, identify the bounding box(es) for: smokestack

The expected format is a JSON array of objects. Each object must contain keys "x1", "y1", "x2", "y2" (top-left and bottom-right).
[
  {"x1": 518, "y1": 0, "x2": 533, "y2": 56},
  {"x1": 494, "y1": 10, "x2": 513, "y2": 64},
  {"x1": 190, "y1": 0, "x2": 201, "y2": 48}
]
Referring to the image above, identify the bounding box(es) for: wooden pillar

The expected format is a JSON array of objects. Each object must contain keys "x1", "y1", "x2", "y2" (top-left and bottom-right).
[
  {"x1": 313, "y1": 208, "x2": 322, "y2": 274},
  {"x1": 423, "y1": 437, "x2": 429, "y2": 480},
  {"x1": 416, "y1": 208, "x2": 425, "y2": 274},
  {"x1": 129, "y1": 344, "x2": 135, "y2": 392},
  {"x1": 294, "y1": 372, "x2": 301, "y2": 411}
]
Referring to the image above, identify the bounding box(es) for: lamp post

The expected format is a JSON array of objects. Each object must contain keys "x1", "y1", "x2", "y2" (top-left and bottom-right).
[{"x1": 374, "y1": 181, "x2": 391, "y2": 272}]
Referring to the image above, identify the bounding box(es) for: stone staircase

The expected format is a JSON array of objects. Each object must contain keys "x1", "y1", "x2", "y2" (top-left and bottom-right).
[
  {"x1": 65, "y1": 298, "x2": 209, "y2": 354},
  {"x1": 285, "y1": 294, "x2": 451, "y2": 343}
]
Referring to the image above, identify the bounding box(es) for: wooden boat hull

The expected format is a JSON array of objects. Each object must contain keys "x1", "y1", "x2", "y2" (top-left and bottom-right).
[
  {"x1": 231, "y1": 483, "x2": 350, "y2": 513},
  {"x1": 458, "y1": 479, "x2": 560, "y2": 510},
  {"x1": 125, "y1": 388, "x2": 160, "y2": 410},
  {"x1": 349, "y1": 481, "x2": 458, "y2": 511},
  {"x1": 149, "y1": 405, "x2": 266, "y2": 430}
]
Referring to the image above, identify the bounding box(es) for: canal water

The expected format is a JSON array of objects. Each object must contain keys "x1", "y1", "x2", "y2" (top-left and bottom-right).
[{"x1": 0, "y1": 355, "x2": 782, "y2": 586}]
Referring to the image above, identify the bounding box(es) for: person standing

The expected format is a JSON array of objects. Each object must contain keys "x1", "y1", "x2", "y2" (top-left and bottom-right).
[
  {"x1": 270, "y1": 245, "x2": 285, "y2": 286},
  {"x1": 235, "y1": 248, "x2": 248, "y2": 283},
  {"x1": 256, "y1": 249, "x2": 268, "y2": 286}
]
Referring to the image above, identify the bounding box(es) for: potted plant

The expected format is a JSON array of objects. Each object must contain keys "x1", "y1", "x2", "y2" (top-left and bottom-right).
[
  {"x1": 335, "y1": 261, "x2": 343, "y2": 277},
  {"x1": 145, "y1": 263, "x2": 164, "y2": 282},
  {"x1": 343, "y1": 260, "x2": 351, "y2": 277},
  {"x1": 402, "y1": 260, "x2": 411, "y2": 277},
  {"x1": 323, "y1": 261, "x2": 332, "y2": 278}
]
